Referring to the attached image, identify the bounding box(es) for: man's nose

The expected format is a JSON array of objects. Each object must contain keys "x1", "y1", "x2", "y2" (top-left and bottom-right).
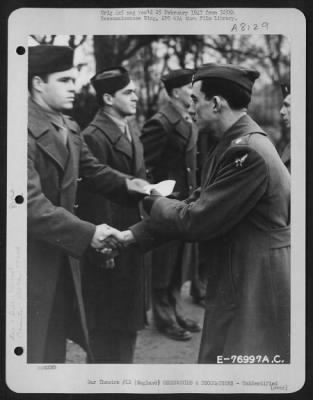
[
  {"x1": 189, "y1": 102, "x2": 196, "y2": 114},
  {"x1": 69, "y1": 80, "x2": 76, "y2": 92}
]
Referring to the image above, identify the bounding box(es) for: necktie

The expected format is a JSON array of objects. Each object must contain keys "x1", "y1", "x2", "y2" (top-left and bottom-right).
[
  {"x1": 59, "y1": 125, "x2": 68, "y2": 146},
  {"x1": 124, "y1": 123, "x2": 132, "y2": 143}
]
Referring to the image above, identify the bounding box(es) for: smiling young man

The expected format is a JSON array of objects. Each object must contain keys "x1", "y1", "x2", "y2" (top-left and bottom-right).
[
  {"x1": 27, "y1": 46, "x2": 148, "y2": 363},
  {"x1": 77, "y1": 67, "x2": 149, "y2": 363},
  {"x1": 117, "y1": 63, "x2": 291, "y2": 364}
]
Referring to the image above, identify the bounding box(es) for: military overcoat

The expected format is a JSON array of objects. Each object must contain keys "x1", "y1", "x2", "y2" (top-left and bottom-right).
[
  {"x1": 77, "y1": 111, "x2": 149, "y2": 334},
  {"x1": 132, "y1": 115, "x2": 291, "y2": 362},
  {"x1": 27, "y1": 99, "x2": 128, "y2": 362},
  {"x1": 141, "y1": 102, "x2": 198, "y2": 287},
  {"x1": 281, "y1": 143, "x2": 291, "y2": 173}
]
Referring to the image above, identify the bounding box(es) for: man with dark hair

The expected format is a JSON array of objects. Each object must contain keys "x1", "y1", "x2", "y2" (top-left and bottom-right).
[
  {"x1": 27, "y1": 45, "x2": 148, "y2": 363},
  {"x1": 280, "y1": 82, "x2": 291, "y2": 172},
  {"x1": 77, "y1": 66, "x2": 149, "y2": 363},
  {"x1": 112, "y1": 63, "x2": 291, "y2": 363},
  {"x1": 140, "y1": 69, "x2": 201, "y2": 341}
]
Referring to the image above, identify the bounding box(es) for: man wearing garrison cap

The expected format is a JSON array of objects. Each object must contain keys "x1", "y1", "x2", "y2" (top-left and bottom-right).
[
  {"x1": 279, "y1": 81, "x2": 291, "y2": 172},
  {"x1": 140, "y1": 69, "x2": 201, "y2": 341},
  {"x1": 76, "y1": 66, "x2": 149, "y2": 363},
  {"x1": 27, "y1": 45, "x2": 148, "y2": 363},
  {"x1": 115, "y1": 63, "x2": 290, "y2": 363}
]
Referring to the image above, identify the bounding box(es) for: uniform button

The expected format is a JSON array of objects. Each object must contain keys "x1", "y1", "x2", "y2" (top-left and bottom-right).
[
  {"x1": 77, "y1": 177, "x2": 82, "y2": 182},
  {"x1": 189, "y1": 185, "x2": 193, "y2": 190},
  {"x1": 186, "y1": 167, "x2": 191, "y2": 172},
  {"x1": 74, "y1": 204, "x2": 79, "y2": 209}
]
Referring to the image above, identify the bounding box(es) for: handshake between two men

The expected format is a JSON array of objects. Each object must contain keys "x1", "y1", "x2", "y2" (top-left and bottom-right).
[
  {"x1": 91, "y1": 223, "x2": 136, "y2": 261},
  {"x1": 89, "y1": 178, "x2": 176, "y2": 267}
]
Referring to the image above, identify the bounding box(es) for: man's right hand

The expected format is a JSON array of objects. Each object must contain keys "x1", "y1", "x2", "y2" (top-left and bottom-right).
[
  {"x1": 90, "y1": 224, "x2": 124, "y2": 249},
  {"x1": 96, "y1": 229, "x2": 136, "y2": 254}
]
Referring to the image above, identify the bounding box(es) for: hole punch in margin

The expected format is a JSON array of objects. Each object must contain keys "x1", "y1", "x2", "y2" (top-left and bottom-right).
[
  {"x1": 14, "y1": 347, "x2": 24, "y2": 356},
  {"x1": 16, "y1": 46, "x2": 25, "y2": 55},
  {"x1": 15, "y1": 195, "x2": 24, "y2": 204}
]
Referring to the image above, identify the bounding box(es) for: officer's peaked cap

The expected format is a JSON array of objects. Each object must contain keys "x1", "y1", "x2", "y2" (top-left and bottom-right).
[
  {"x1": 28, "y1": 45, "x2": 74, "y2": 76},
  {"x1": 193, "y1": 63, "x2": 260, "y2": 94},
  {"x1": 91, "y1": 66, "x2": 130, "y2": 95},
  {"x1": 162, "y1": 69, "x2": 194, "y2": 91}
]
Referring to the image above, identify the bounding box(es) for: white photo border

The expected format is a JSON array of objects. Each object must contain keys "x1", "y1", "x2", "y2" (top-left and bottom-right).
[{"x1": 6, "y1": 7, "x2": 306, "y2": 394}]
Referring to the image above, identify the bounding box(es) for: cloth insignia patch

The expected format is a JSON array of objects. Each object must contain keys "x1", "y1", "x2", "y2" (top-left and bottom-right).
[{"x1": 234, "y1": 153, "x2": 248, "y2": 168}]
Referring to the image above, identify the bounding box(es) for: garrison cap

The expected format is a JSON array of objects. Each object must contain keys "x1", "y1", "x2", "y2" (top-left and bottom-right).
[
  {"x1": 91, "y1": 66, "x2": 130, "y2": 95},
  {"x1": 193, "y1": 63, "x2": 260, "y2": 95},
  {"x1": 162, "y1": 69, "x2": 194, "y2": 92},
  {"x1": 28, "y1": 45, "x2": 74, "y2": 76}
]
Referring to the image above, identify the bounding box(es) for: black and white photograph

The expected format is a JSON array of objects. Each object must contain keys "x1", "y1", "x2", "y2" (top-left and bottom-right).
[{"x1": 6, "y1": 7, "x2": 306, "y2": 394}]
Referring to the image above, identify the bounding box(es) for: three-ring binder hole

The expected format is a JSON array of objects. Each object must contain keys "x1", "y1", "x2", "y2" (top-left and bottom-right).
[
  {"x1": 15, "y1": 195, "x2": 24, "y2": 204},
  {"x1": 14, "y1": 346, "x2": 23, "y2": 356},
  {"x1": 16, "y1": 46, "x2": 25, "y2": 55}
]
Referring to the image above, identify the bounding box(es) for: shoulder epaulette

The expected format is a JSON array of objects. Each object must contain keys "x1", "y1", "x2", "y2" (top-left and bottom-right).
[{"x1": 231, "y1": 133, "x2": 252, "y2": 146}]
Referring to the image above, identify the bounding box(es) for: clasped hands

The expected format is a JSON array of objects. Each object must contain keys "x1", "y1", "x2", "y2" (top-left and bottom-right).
[
  {"x1": 90, "y1": 224, "x2": 136, "y2": 268},
  {"x1": 90, "y1": 180, "x2": 163, "y2": 268}
]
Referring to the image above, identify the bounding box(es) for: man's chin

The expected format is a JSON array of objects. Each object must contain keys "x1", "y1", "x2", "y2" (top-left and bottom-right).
[
  {"x1": 197, "y1": 121, "x2": 210, "y2": 132},
  {"x1": 62, "y1": 103, "x2": 74, "y2": 110}
]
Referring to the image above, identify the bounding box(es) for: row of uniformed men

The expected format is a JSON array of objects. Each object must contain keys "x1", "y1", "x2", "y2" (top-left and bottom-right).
[{"x1": 27, "y1": 44, "x2": 291, "y2": 364}]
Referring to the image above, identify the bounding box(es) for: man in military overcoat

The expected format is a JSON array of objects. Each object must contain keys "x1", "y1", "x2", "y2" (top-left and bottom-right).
[
  {"x1": 140, "y1": 69, "x2": 201, "y2": 341},
  {"x1": 77, "y1": 67, "x2": 149, "y2": 363},
  {"x1": 118, "y1": 64, "x2": 290, "y2": 363},
  {"x1": 27, "y1": 45, "x2": 148, "y2": 363}
]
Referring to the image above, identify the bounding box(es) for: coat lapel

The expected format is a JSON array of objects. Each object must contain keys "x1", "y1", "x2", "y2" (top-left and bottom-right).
[
  {"x1": 90, "y1": 111, "x2": 133, "y2": 159},
  {"x1": 36, "y1": 133, "x2": 69, "y2": 171},
  {"x1": 160, "y1": 103, "x2": 192, "y2": 144},
  {"x1": 129, "y1": 120, "x2": 145, "y2": 176},
  {"x1": 202, "y1": 115, "x2": 266, "y2": 186},
  {"x1": 281, "y1": 143, "x2": 290, "y2": 165},
  {"x1": 28, "y1": 99, "x2": 69, "y2": 171},
  {"x1": 61, "y1": 120, "x2": 80, "y2": 202},
  {"x1": 214, "y1": 114, "x2": 267, "y2": 160},
  {"x1": 65, "y1": 116, "x2": 81, "y2": 177}
]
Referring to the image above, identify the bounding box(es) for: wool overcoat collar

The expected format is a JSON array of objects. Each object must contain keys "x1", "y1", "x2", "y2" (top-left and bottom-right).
[
  {"x1": 159, "y1": 101, "x2": 193, "y2": 143},
  {"x1": 28, "y1": 98, "x2": 80, "y2": 171},
  {"x1": 88, "y1": 110, "x2": 143, "y2": 174},
  {"x1": 213, "y1": 114, "x2": 267, "y2": 158}
]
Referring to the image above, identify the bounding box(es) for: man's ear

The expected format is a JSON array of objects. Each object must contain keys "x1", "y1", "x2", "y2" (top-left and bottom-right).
[
  {"x1": 212, "y1": 96, "x2": 222, "y2": 112},
  {"x1": 32, "y1": 76, "x2": 45, "y2": 93},
  {"x1": 103, "y1": 93, "x2": 114, "y2": 106},
  {"x1": 172, "y1": 87, "x2": 180, "y2": 99}
]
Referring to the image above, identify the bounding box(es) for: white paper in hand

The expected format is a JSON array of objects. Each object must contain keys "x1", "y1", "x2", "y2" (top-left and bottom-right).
[{"x1": 143, "y1": 180, "x2": 176, "y2": 197}]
